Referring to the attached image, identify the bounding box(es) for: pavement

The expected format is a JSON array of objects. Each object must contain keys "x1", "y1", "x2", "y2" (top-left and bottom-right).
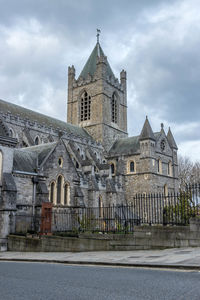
[{"x1": 0, "y1": 247, "x2": 200, "y2": 270}]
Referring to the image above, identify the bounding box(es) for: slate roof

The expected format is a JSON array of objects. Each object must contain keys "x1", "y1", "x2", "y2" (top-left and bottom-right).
[
  {"x1": 13, "y1": 149, "x2": 37, "y2": 173},
  {"x1": 13, "y1": 142, "x2": 56, "y2": 173},
  {"x1": 0, "y1": 99, "x2": 92, "y2": 140},
  {"x1": 139, "y1": 117, "x2": 156, "y2": 141},
  {"x1": 109, "y1": 136, "x2": 140, "y2": 156},
  {"x1": 167, "y1": 128, "x2": 178, "y2": 149},
  {"x1": 79, "y1": 43, "x2": 115, "y2": 79}
]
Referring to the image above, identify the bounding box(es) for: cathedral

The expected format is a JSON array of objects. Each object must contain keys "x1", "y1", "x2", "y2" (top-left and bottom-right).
[{"x1": 0, "y1": 38, "x2": 179, "y2": 250}]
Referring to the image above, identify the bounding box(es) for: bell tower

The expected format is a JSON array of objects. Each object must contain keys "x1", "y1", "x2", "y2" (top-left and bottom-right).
[{"x1": 67, "y1": 32, "x2": 128, "y2": 151}]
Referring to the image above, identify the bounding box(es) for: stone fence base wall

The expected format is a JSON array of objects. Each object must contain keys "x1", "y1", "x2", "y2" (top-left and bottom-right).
[{"x1": 7, "y1": 218, "x2": 200, "y2": 252}]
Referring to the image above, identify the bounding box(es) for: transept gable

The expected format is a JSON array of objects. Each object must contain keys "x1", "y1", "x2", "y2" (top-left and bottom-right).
[{"x1": 154, "y1": 127, "x2": 172, "y2": 156}]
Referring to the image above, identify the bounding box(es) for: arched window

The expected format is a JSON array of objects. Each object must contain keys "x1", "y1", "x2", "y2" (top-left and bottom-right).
[
  {"x1": 9, "y1": 128, "x2": 14, "y2": 138},
  {"x1": 50, "y1": 182, "x2": 55, "y2": 203},
  {"x1": 158, "y1": 159, "x2": 162, "y2": 174},
  {"x1": 111, "y1": 93, "x2": 117, "y2": 123},
  {"x1": 58, "y1": 157, "x2": 63, "y2": 168},
  {"x1": 34, "y1": 136, "x2": 39, "y2": 145},
  {"x1": 111, "y1": 163, "x2": 115, "y2": 175},
  {"x1": 64, "y1": 183, "x2": 70, "y2": 205},
  {"x1": 130, "y1": 161, "x2": 135, "y2": 173},
  {"x1": 168, "y1": 161, "x2": 172, "y2": 176},
  {"x1": 0, "y1": 151, "x2": 2, "y2": 183},
  {"x1": 57, "y1": 175, "x2": 63, "y2": 204},
  {"x1": 81, "y1": 91, "x2": 91, "y2": 121}
]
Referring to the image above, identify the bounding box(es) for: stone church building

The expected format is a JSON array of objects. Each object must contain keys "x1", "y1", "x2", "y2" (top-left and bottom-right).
[{"x1": 0, "y1": 40, "x2": 179, "y2": 249}]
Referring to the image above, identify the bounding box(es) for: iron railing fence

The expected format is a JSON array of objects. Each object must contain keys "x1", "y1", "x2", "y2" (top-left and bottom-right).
[
  {"x1": 51, "y1": 205, "x2": 140, "y2": 233},
  {"x1": 132, "y1": 191, "x2": 199, "y2": 226},
  {"x1": 13, "y1": 185, "x2": 200, "y2": 235}
]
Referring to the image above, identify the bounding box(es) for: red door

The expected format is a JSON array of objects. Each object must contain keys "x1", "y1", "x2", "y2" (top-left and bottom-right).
[{"x1": 40, "y1": 203, "x2": 53, "y2": 235}]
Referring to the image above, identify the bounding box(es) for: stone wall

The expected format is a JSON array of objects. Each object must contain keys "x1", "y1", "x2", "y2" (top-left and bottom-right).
[{"x1": 7, "y1": 218, "x2": 200, "y2": 252}]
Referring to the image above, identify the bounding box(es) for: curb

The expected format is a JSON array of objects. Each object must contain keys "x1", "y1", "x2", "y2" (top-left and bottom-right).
[{"x1": 0, "y1": 258, "x2": 199, "y2": 271}]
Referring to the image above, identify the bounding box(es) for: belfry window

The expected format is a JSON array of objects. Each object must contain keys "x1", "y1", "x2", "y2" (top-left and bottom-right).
[
  {"x1": 111, "y1": 93, "x2": 117, "y2": 123},
  {"x1": 81, "y1": 91, "x2": 91, "y2": 121}
]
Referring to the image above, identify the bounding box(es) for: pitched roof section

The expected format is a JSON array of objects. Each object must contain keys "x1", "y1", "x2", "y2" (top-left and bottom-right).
[
  {"x1": 109, "y1": 136, "x2": 140, "y2": 155},
  {"x1": 167, "y1": 127, "x2": 178, "y2": 150},
  {"x1": 139, "y1": 117, "x2": 156, "y2": 141},
  {"x1": 79, "y1": 42, "x2": 115, "y2": 79},
  {"x1": 13, "y1": 142, "x2": 57, "y2": 172},
  {"x1": 0, "y1": 99, "x2": 92, "y2": 140}
]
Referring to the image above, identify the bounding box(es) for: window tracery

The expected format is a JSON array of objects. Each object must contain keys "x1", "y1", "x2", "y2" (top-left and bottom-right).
[{"x1": 81, "y1": 91, "x2": 91, "y2": 121}]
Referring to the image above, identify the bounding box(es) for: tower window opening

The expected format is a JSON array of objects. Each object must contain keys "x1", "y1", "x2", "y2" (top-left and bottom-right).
[
  {"x1": 111, "y1": 93, "x2": 117, "y2": 123},
  {"x1": 81, "y1": 92, "x2": 91, "y2": 121}
]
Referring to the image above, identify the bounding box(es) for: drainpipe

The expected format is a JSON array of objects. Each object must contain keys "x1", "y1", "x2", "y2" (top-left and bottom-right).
[{"x1": 32, "y1": 176, "x2": 38, "y2": 232}]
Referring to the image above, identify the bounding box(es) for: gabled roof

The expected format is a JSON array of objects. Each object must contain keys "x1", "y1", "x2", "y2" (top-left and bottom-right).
[
  {"x1": 79, "y1": 42, "x2": 115, "y2": 79},
  {"x1": 139, "y1": 117, "x2": 156, "y2": 141},
  {"x1": 0, "y1": 99, "x2": 92, "y2": 140},
  {"x1": 167, "y1": 127, "x2": 178, "y2": 150}
]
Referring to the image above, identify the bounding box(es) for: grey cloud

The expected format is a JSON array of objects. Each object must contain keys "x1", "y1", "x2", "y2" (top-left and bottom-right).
[{"x1": 0, "y1": 0, "x2": 200, "y2": 159}]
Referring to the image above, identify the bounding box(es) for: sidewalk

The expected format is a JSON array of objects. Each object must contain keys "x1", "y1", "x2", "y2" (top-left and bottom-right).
[{"x1": 0, "y1": 247, "x2": 200, "y2": 270}]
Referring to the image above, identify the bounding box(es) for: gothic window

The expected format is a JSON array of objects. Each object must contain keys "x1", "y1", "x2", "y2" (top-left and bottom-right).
[
  {"x1": 168, "y1": 161, "x2": 172, "y2": 176},
  {"x1": 64, "y1": 183, "x2": 70, "y2": 205},
  {"x1": 50, "y1": 182, "x2": 55, "y2": 203},
  {"x1": 34, "y1": 136, "x2": 39, "y2": 145},
  {"x1": 0, "y1": 151, "x2": 2, "y2": 183},
  {"x1": 9, "y1": 128, "x2": 14, "y2": 138},
  {"x1": 164, "y1": 184, "x2": 168, "y2": 197},
  {"x1": 158, "y1": 159, "x2": 162, "y2": 174},
  {"x1": 111, "y1": 93, "x2": 117, "y2": 123},
  {"x1": 80, "y1": 91, "x2": 91, "y2": 121},
  {"x1": 57, "y1": 175, "x2": 63, "y2": 204},
  {"x1": 130, "y1": 161, "x2": 135, "y2": 173},
  {"x1": 111, "y1": 163, "x2": 115, "y2": 175},
  {"x1": 58, "y1": 157, "x2": 63, "y2": 168}
]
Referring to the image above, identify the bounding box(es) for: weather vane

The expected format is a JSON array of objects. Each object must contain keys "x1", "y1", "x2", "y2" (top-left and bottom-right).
[{"x1": 96, "y1": 29, "x2": 101, "y2": 43}]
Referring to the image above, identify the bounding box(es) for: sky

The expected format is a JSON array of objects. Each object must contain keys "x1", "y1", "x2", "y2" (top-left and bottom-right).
[{"x1": 0, "y1": 0, "x2": 200, "y2": 161}]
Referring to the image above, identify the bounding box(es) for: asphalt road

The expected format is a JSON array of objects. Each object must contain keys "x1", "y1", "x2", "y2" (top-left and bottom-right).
[{"x1": 0, "y1": 262, "x2": 200, "y2": 300}]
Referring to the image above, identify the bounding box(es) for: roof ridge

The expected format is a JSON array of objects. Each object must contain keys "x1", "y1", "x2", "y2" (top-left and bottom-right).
[{"x1": 0, "y1": 98, "x2": 92, "y2": 140}]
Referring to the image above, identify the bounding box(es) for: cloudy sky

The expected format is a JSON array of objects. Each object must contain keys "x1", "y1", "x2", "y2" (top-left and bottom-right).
[{"x1": 0, "y1": 0, "x2": 200, "y2": 161}]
